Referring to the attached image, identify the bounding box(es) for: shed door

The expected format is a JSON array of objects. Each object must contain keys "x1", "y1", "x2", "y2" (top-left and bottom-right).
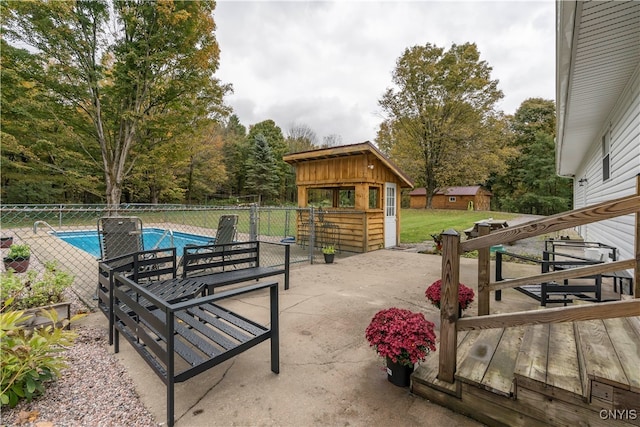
[{"x1": 384, "y1": 183, "x2": 397, "y2": 248}]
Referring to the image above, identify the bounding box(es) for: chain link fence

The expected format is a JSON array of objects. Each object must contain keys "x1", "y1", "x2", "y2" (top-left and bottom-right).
[{"x1": 1, "y1": 204, "x2": 337, "y2": 309}]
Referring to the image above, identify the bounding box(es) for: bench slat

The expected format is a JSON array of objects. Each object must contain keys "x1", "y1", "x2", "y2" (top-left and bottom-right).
[
  {"x1": 174, "y1": 309, "x2": 240, "y2": 352},
  {"x1": 202, "y1": 304, "x2": 267, "y2": 337},
  {"x1": 187, "y1": 305, "x2": 256, "y2": 346}
]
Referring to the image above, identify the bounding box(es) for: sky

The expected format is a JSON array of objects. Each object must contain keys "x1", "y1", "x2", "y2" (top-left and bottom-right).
[{"x1": 213, "y1": 0, "x2": 556, "y2": 145}]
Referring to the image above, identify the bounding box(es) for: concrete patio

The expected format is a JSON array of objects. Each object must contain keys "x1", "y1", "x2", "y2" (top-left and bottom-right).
[{"x1": 81, "y1": 248, "x2": 550, "y2": 426}]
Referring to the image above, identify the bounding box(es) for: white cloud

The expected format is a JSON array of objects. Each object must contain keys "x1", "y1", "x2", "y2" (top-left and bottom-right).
[{"x1": 215, "y1": 0, "x2": 556, "y2": 143}]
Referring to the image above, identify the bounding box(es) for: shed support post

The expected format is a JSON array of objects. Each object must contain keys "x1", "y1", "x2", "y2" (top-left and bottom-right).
[{"x1": 438, "y1": 229, "x2": 460, "y2": 383}]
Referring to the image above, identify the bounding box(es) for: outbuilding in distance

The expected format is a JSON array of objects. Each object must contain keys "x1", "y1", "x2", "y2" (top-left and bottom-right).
[
  {"x1": 409, "y1": 186, "x2": 492, "y2": 210},
  {"x1": 283, "y1": 141, "x2": 413, "y2": 252}
]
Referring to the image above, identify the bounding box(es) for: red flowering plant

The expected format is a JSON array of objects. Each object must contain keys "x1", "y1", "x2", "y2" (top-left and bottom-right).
[
  {"x1": 425, "y1": 279, "x2": 475, "y2": 310},
  {"x1": 365, "y1": 307, "x2": 437, "y2": 367}
]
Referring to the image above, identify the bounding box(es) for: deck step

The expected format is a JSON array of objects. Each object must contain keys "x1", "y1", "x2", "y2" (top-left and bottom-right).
[{"x1": 575, "y1": 317, "x2": 640, "y2": 412}]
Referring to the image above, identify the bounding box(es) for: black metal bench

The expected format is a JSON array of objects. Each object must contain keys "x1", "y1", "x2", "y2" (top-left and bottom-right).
[
  {"x1": 98, "y1": 247, "x2": 180, "y2": 345},
  {"x1": 182, "y1": 240, "x2": 290, "y2": 291},
  {"x1": 494, "y1": 250, "x2": 605, "y2": 306},
  {"x1": 112, "y1": 272, "x2": 279, "y2": 427}
]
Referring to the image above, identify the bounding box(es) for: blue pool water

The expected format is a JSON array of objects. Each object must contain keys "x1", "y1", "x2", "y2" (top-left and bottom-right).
[{"x1": 56, "y1": 228, "x2": 214, "y2": 258}]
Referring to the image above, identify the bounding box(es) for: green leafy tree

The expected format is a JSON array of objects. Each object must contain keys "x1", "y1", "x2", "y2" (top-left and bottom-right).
[
  {"x1": 0, "y1": 40, "x2": 102, "y2": 203},
  {"x1": 377, "y1": 43, "x2": 510, "y2": 208},
  {"x1": 489, "y1": 98, "x2": 571, "y2": 214},
  {"x1": 3, "y1": 0, "x2": 229, "y2": 206},
  {"x1": 245, "y1": 134, "x2": 280, "y2": 204}
]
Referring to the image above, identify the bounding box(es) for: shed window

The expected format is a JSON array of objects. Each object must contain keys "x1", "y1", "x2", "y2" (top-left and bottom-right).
[
  {"x1": 448, "y1": 196, "x2": 456, "y2": 202},
  {"x1": 307, "y1": 188, "x2": 333, "y2": 208},
  {"x1": 307, "y1": 186, "x2": 355, "y2": 208},
  {"x1": 602, "y1": 131, "x2": 610, "y2": 181},
  {"x1": 369, "y1": 186, "x2": 380, "y2": 209},
  {"x1": 338, "y1": 187, "x2": 355, "y2": 208}
]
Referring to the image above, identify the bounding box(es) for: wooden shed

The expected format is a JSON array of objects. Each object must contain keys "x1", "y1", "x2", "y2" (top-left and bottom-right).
[
  {"x1": 410, "y1": 186, "x2": 492, "y2": 210},
  {"x1": 283, "y1": 141, "x2": 413, "y2": 252}
]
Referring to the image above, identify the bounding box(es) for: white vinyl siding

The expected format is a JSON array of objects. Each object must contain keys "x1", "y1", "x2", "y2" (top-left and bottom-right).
[{"x1": 574, "y1": 66, "x2": 640, "y2": 262}]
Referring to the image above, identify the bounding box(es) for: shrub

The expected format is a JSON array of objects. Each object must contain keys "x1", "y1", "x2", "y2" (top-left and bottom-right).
[
  {"x1": 0, "y1": 306, "x2": 78, "y2": 407},
  {"x1": 0, "y1": 262, "x2": 74, "y2": 310}
]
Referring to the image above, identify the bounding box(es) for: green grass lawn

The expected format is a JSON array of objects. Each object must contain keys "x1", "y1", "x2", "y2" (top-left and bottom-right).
[{"x1": 400, "y1": 209, "x2": 520, "y2": 244}]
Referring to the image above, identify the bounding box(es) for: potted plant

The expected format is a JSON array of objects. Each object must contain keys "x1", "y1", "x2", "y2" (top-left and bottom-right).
[
  {"x1": 425, "y1": 279, "x2": 475, "y2": 317},
  {"x1": 0, "y1": 236, "x2": 13, "y2": 249},
  {"x1": 430, "y1": 231, "x2": 444, "y2": 252},
  {"x1": 3, "y1": 244, "x2": 30, "y2": 273},
  {"x1": 0, "y1": 261, "x2": 74, "y2": 329},
  {"x1": 365, "y1": 307, "x2": 437, "y2": 387},
  {"x1": 322, "y1": 245, "x2": 335, "y2": 264}
]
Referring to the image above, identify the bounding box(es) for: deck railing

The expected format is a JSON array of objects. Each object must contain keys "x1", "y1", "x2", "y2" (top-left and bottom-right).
[{"x1": 437, "y1": 175, "x2": 640, "y2": 383}]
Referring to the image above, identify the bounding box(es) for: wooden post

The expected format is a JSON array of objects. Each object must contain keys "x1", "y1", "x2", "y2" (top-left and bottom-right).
[
  {"x1": 438, "y1": 229, "x2": 460, "y2": 383},
  {"x1": 477, "y1": 223, "x2": 491, "y2": 316},
  {"x1": 635, "y1": 174, "x2": 639, "y2": 298}
]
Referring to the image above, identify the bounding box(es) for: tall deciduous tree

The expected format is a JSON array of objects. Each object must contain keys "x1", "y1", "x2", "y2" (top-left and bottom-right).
[
  {"x1": 3, "y1": 0, "x2": 229, "y2": 206},
  {"x1": 377, "y1": 43, "x2": 509, "y2": 208},
  {"x1": 489, "y1": 98, "x2": 571, "y2": 214}
]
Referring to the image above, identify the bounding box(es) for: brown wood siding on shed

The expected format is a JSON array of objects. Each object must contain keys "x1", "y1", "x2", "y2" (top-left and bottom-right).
[
  {"x1": 431, "y1": 194, "x2": 491, "y2": 210},
  {"x1": 296, "y1": 210, "x2": 382, "y2": 253},
  {"x1": 410, "y1": 195, "x2": 427, "y2": 209}
]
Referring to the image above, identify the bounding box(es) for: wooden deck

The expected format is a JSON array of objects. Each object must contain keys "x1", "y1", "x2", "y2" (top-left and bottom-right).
[{"x1": 412, "y1": 316, "x2": 640, "y2": 427}]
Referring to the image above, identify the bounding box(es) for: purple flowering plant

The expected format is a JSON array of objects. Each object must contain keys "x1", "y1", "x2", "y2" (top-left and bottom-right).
[
  {"x1": 425, "y1": 279, "x2": 475, "y2": 310},
  {"x1": 365, "y1": 307, "x2": 437, "y2": 367}
]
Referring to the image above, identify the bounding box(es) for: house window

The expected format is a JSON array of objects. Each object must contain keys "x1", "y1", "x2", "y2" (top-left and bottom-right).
[
  {"x1": 602, "y1": 131, "x2": 610, "y2": 181},
  {"x1": 448, "y1": 196, "x2": 456, "y2": 202}
]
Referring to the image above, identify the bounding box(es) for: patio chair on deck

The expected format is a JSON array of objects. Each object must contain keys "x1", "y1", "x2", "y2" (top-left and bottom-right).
[{"x1": 97, "y1": 216, "x2": 144, "y2": 260}]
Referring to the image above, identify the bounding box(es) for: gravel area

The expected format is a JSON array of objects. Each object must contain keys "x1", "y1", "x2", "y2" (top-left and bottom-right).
[{"x1": 2, "y1": 295, "x2": 159, "y2": 427}]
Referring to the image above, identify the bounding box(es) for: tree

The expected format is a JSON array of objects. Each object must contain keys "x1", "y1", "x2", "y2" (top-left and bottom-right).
[
  {"x1": 377, "y1": 43, "x2": 508, "y2": 208},
  {"x1": 245, "y1": 134, "x2": 280, "y2": 204},
  {"x1": 220, "y1": 115, "x2": 248, "y2": 196},
  {"x1": 286, "y1": 123, "x2": 318, "y2": 152},
  {"x1": 246, "y1": 120, "x2": 288, "y2": 201},
  {"x1": 3, "y1": 0, "x2": 230, "y2": 206},
  {"x1": 322, "y1": 134, "x2": 342, "y2": 148},
  {"x1": 0, "y1": 40, "x2": 102, "y2": 203},
  {"x1": 489, "y1": 98, "x2": 571, "y2": 214}
]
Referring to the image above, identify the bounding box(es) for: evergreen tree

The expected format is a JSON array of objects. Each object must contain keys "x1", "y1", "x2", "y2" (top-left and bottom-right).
[{"x1": 245, "y1": 134, "x2": 280, "y2": 204}]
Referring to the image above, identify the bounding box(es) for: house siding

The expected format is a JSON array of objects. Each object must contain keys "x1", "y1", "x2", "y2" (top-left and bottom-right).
[{"x1": 574, "y1": 66, "x2": 640, "y2": 261}]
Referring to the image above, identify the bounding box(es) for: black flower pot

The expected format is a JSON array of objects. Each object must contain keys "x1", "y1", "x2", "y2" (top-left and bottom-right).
[
  {"x1": 386, "y1": 357, "x2": 413, "y2": 387},
  {"x1": 323, "y1": 253, "x2": 334, "y2": 264},
  {"x1": 1, "y1": 237, "x2": 13, "y2": 248}
]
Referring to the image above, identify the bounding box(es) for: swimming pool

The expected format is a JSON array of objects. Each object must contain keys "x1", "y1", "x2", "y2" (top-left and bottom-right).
[{"x1": 56, "y1": 228, "x2": 215, "y2": 258}]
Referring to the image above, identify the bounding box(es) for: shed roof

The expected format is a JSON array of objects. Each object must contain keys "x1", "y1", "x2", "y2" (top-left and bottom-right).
[
  {"x1": 283, "y1": 141, "x2": 414, "y2": 188},
  {"x1": 436, "y1": 186, "x2": 490, "y2": 196},
  {"x1": 410, "y1": 186, "x2": 491, "y2": 196}
]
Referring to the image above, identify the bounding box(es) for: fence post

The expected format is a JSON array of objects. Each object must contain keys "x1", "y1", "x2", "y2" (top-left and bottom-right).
[
  {"x1": 285, "y1": 209, "x2": 290, "y2": 238},
  {"x1": 309, "y1": 207, "x2": 315, "y2": 264},
  {"x1": 438, "y1": 229, "x2": 460, "y2": 383},
  {"x1": 477, "y1": 223, "x2": 490, "y2": 316},
  {"x1": 249, "y1": 204, "x2": 258, "y2": 241}
]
